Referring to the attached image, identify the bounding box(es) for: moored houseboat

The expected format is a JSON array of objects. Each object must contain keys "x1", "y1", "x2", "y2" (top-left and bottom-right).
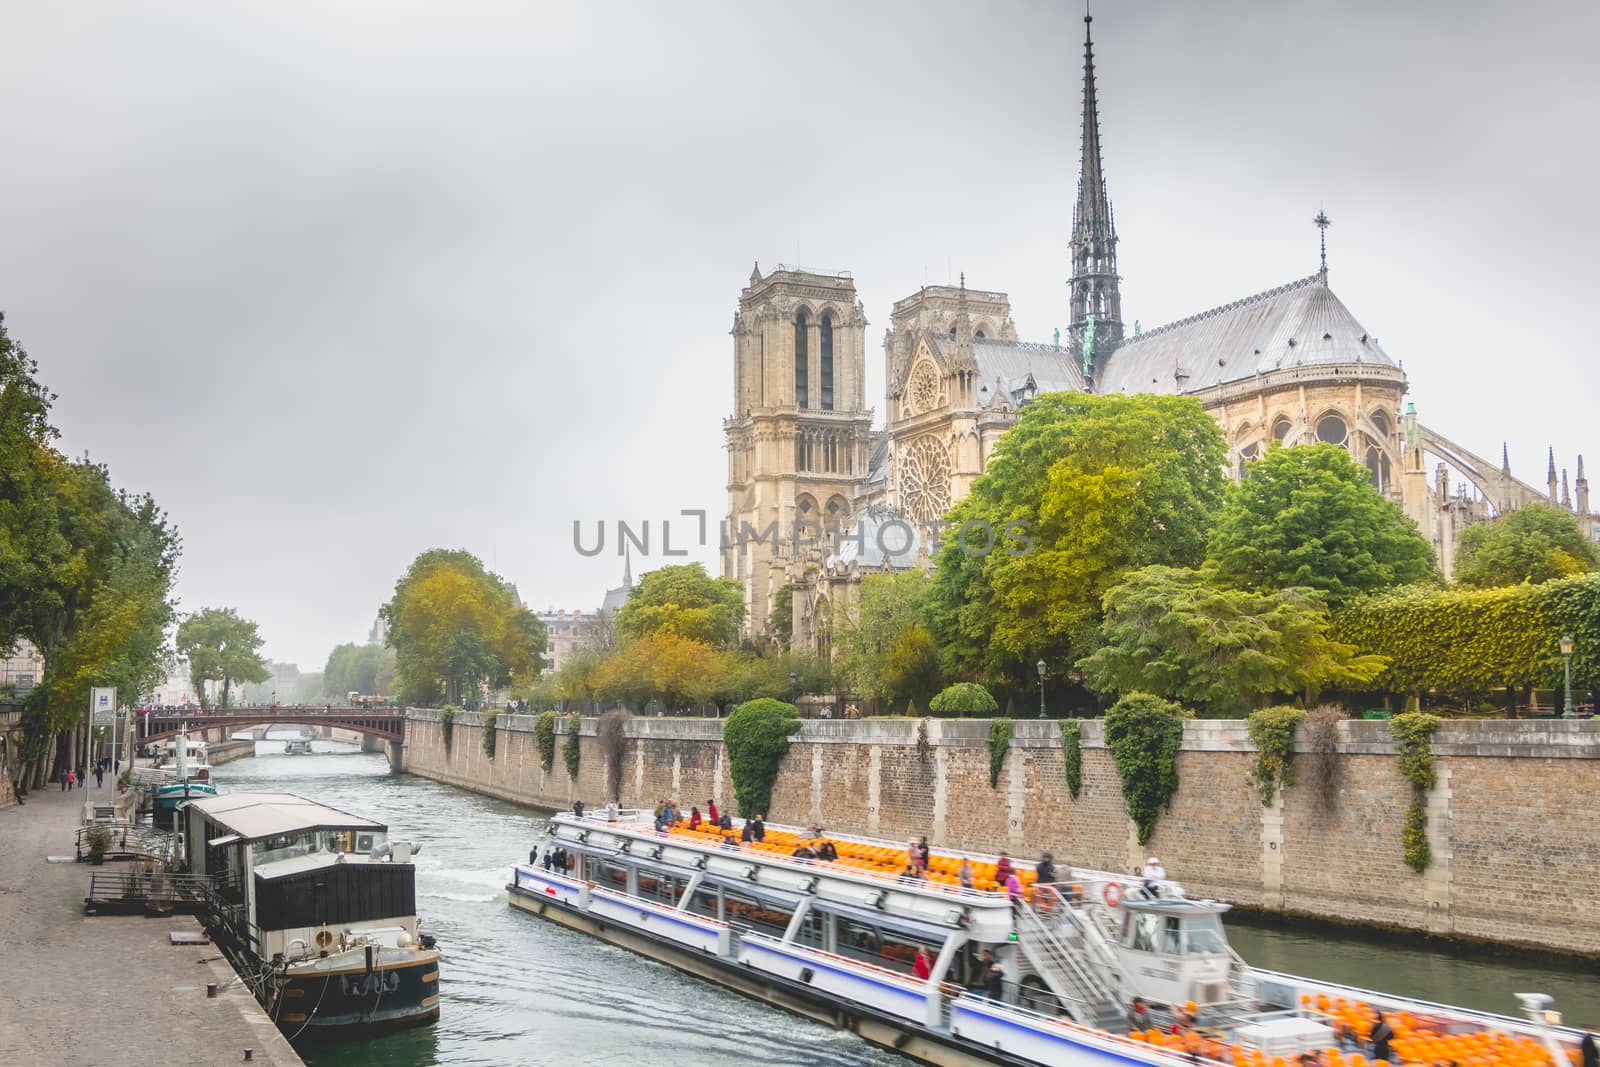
[
  {"x1": 184, "y1": 792, "x2": 440, "y2": 1041},
  {"x1": 509, "y1": 810, "x2": 1587, "y2": 1067}
]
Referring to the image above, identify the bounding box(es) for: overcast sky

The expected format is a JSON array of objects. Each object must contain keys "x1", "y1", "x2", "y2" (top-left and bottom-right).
[{"x1": 2, "y1": 0, "x2": 1596, "y2": 671}]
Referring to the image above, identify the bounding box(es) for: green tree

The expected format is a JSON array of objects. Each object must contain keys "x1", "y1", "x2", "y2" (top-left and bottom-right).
[
  {"x1": 1079, "y1": 565, "x2": 1387, "y2": 715},
  {"x1": 322, "y1": 642, "x2": 397, "y2": 697},
  {"x1": 1454, "y1": 504, "x2": 1599, "y2": 589},
  {"x1": 927, "y1": 392, "x2": 1227, "y2": 684},
  {"x1": 177, "y1": 608, "x2": 270, "y2": 708},
  {"x1": 835, "y1": 571, "x2": 941, "y2": 707},
  {"x1": 1103, "y1": 692, "x2": 1193, "y2": 845},
  {"x1": 380, "y1": 549, "x2": 545, "y2": 706},
  {"x1": 1209, "y1": 443, "x2": 1435, "y2": 608},
  {"x1": 594, "y1": 632, "x2": 717, "y2": 711},
  {"x1": 614, "y1": 563, "x2": 745, "y2": 647},
  {"x1": 769, "y1": 584, "x2": 794, "y2": 646}
]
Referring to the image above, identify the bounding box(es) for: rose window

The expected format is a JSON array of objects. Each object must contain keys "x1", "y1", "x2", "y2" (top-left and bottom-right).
[
  {"x1": 908, "y1": 362, "x2": 941, "y2": 415},
  {"x1": 900, "y1": 436, "x2": 952, "y2": 522}
]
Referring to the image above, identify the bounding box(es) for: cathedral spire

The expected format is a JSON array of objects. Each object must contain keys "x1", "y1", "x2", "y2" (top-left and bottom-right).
[
  {"x1": 1501, "y1": 442, "x2": 1511, "y2": 476},
  {"x1": 1068, "y1": 11, "x2": 1123, "y2": 389},
  {"x1": 1548, "y1": 447, "x2": 1559, "y2": 504},
  {"x1": 1314, "y1": 208, "x2": 1332, "y2": 285}
]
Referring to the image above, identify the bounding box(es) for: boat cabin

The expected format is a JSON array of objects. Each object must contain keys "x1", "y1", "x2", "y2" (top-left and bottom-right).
[
  {"x1": 183, "y1": 793, "x2": 419, "y2": 963},
  {"x1": 1113, "y1": 898, "x2": 1237, "y2": 1008}
]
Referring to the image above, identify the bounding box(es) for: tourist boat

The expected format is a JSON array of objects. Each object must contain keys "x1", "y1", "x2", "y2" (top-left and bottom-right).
[
  {"x1": 509, "y1": 810, "x2": 1587, "y2": 1067},
  {"x1": 183, "y1": 792, "x2": 440, "y2": 1040},
  {"x1": 283, "y1": 737, "x2": 313, "y2": 755},
  {"x1": 151, "y1": 729, "x2": 218, "y2": 816}
]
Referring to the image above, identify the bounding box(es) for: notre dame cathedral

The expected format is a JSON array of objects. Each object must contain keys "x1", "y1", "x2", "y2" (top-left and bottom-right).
[{"x1": 721, "y1": 15, "x2": 1595, "y2": 653}]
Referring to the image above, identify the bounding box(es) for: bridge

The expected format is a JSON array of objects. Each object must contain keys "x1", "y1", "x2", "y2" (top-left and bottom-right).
[{"x1": 136, "y1": 705, "x2": 406, "y2": 746}]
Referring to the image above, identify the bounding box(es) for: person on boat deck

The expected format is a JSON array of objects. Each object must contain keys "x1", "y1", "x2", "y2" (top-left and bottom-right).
[
  {"x1": 958, "y1": 859, "x2": 975, "y2": 890},
  {"x1": 1004, "y1": 868, "x2": 1024, "y2": 907},
  {"x1": 792, "y1": 843, "x2": 816, "y2": 859},
  {"x1": 1579, "y1": 1032, "x2": 1597, "y2": 1067},
  {"x1": 688, "y1": 806, "x2": 702, "y2": 830},
  {"x1": 916, "y1": 835, "x2": 931, "y2": 870},
  {"x1": 749, "y1": 814, "x2": 766, "y2": 842},
  {"x1": 706, "y1": 799, "x2": 719, "y2": 824},
  {"x1": 740, "y1": 820, "x2": 755, "y2": 844},
  {"x1": 1142, "y1": 856, "x2": 1166, "y2": 897},
  {"x1": 1128, "y1": 996, "x2": 1151, "y2": 1031},
  {"x1": 984, "y1": 963, "x2": 1005, "y2": 1002},
  {"x1": 1370, "y1": 1012, "x2": 1395, "y2": 1064},
  {"x1": 1036, "y1": 852, "x2": 1056, "y2": 887},
  {"x1": 815, "y1": 840, "x2": 837, "y2": 862},
  {"x1": 573, "y1": 800, "x2": 585, "y2": 818},
  {"x1": 913, "y1": 946, "x2": 932, "y2": 981},
  {"x1": 994, "y1": 851, "x2": 1014, "y2": 885},
  {"x1": 1171, "y1": 999, "x2": 1196, "y2": 1032},
  {"x1": 905, "y1": 839, "x2": 923, "y2": 871},
  {"x1": 605, "y1": 801, "x2": 619, "y2": 822},
  {"x1": 718, "y1": 810, "x2": 733, "y2": 830}
]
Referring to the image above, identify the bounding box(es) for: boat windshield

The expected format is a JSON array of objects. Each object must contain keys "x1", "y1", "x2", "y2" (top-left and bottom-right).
[{"x1": 1183, "y1": 914, "x2": 1230, "y2": 955}]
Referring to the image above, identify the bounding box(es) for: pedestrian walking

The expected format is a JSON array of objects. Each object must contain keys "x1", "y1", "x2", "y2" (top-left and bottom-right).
[
  {"x1": 94, "y1": 766, "x2": 104, "y2": 789},
  {"x1": 67, "y1": 769, "x2": 76, "y2": 791},
  {"x1": 60, "y1": 768, "x2": 68, "y2": 792}
]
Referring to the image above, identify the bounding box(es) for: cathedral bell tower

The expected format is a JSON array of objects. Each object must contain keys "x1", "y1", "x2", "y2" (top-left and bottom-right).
[
  {"x1": 723, "y1": 264, "x2": 873, "y2": 641},
  {"x1": 1067, "y1": 14, "x2": 1124, "y2": 389}
]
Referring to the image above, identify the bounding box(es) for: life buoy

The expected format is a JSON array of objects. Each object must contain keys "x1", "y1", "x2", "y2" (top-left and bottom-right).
[{"x1": 1103, "y1": 881, "x2": 1123, "y2": 908}]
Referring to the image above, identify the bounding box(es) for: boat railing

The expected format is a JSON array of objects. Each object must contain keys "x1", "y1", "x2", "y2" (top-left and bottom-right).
[
  {"x1": 951, "y1": 992, "x2": 1215, "y2": 1067},
  {"x1": 84, "y1": 868, "x2": 211, "y2": 914}
]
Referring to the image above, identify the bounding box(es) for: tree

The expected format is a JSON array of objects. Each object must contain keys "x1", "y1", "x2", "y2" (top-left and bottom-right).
[
  {"x1": 1078, "y1": 565, "x2": 1387, "y2": 715},
  {"x1": 177, "y1": 608, "x2": 270, "y2": 708},
  {"x1": 927, "y1": 392, "x2": 1228, "y2": 684},
  {"x1": 594, "y1": 632, "x2": 717, "y2": 711},
  {"x1": 0, "y1": 316, "x2": 179, "y2": 789},
  {"x1": 769, "y1": 584, "x2": 794, "y2": 646},
  {"x1": 380, "y1": 549, "x2": 545, "y2": 706},
  {"x1": 835, "y1": 571, "x2": 941, "y2": 708},
  {"x1": 1209, "y1": 443, "x2": 1435, "y2": 608},
  {"x1": 322, "y1": 642, "x2": 397, "y2": 697},
  {"x1": 724, "y1": 698, "x2": 800, "y2": 817},
  {"x1": 1454, "y1": 504, "x2": 1599, "y2": 589},
  {"x1": 614, "y1": 563, "x2": 745, "y2": 647},
  {"x1": 293, "y1": 672, "x2": 325, "y2": 703}
]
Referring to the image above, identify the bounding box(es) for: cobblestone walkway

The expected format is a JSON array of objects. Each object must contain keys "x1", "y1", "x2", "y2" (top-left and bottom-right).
[{"x1": 0, "y1": 778, "x2": 302, "y2": 1066}]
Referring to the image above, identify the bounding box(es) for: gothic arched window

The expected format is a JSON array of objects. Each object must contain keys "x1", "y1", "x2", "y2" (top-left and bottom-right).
[
  {"x1": 820, "y1": 313, "x2": 835, "y2": 411},
  {"x1": 1371, "y1": 410, "x2": 1391, "y2": 439},
  {"x1": 1316, "y1": 414, "x2": 1347, "y2": 446},
  {"x1": 795, "y1": 308, "x2": 809, "y2": 409},
  {"x1": 974, "y1": 329, "x2": 985, "y2": 340},
  {"x1": 1273, "y1": 417, "x2": 1292, "y2": 443}
]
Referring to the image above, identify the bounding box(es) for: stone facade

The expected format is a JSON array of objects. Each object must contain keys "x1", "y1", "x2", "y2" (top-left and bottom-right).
[{"x1": 398, "y1": 711, "x2": 1600, "y2": 954}]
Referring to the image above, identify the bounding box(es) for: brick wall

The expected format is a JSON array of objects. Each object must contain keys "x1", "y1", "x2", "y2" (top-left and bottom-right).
[{"x1": 398, "y1": 711, "x2": 1600, "y2": 953}]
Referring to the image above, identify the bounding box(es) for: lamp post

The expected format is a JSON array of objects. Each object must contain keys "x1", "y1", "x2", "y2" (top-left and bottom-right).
[
  {"x1": 789, "y1": 671, "x2": 798, "y2": 708},
  {"x1": 1037, "y1": 660, "x2": 1047, "y2": 719},
  {"x1": 1560, "y1": 635, "x2": 1574, "y2": 718}
]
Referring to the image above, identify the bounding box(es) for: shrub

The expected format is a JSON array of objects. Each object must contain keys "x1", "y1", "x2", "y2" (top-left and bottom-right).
[
  {"x1": 1246, "y1": 706, "x2": 1306, "y2": 807},
  {"x1": 440, "y1": 705, "x2": 458, "y2": 750},
  {"x1": 929, "y1": 682, "x2": 999, "y2": 717},
  {"x1": 724, "y1": 698, "x2": 799, "y2": 817},
  {"x1": 1104, "y1": 692, "x2": 1193, "y2": 845},
  {"x1": 986, "y1": 718, "x2": 1013, "y2": 788},
  {"x1": 482, "y1": 709, "x2": 498, "y2": 759},
  {"x1": 1402, "y1": 796, "x2": 1430, "y2": 873},
  {"x1": 534, "y1": 709, "x2": 558, "y2": 772},
  {"x1": 1060, "y1": 719, "x2": 1083, "y2": 799},
  {"x1": 561, "y1": 712, "x2": 581, "y2": 780}
]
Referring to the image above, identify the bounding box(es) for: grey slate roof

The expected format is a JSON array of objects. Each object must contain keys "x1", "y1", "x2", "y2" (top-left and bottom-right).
[
  {"x1": 973, "y1": 340, "x2": 1085, "y2": 405},
  {"x1": 1096, "y1": 275, "x2": 1397, "y2": 396}
]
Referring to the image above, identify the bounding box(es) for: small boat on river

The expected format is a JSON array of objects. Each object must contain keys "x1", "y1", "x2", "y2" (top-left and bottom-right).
[
  {"x1": 151, "y1": 729, "x2": 217, "y2": 815},
  {"x1": 184, "y1": 792, "x2": 440, "y2": 1040},
  {"x1": 509, "y1": 810, "x2": 1587, "y2": 1067},
  {"x1": 283, "y1": 737, "x2": 313, "y2": 756}
]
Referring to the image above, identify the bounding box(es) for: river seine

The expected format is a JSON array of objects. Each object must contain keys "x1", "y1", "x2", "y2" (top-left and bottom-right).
[{"x1": 220, "y1": 742, "x2": 1596, "y2": 1067}]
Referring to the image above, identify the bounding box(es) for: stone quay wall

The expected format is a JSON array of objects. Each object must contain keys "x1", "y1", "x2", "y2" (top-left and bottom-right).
[{"x1": 396, "y1": 711, "x2": 1600, "y2": 955}]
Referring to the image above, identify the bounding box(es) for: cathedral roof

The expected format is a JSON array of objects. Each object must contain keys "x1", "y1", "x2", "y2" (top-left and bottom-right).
[
  {"x1": 1096, "y1": 275, "x2": 1398, "y2": 396},
  {"x1": 973, "y1": 339, "x2": 1085, "y2": 404}
]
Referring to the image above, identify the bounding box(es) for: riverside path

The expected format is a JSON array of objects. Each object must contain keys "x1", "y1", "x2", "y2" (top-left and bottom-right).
[{"x1": 0, "y1": 775, "x2": 302, "y2": 1065}]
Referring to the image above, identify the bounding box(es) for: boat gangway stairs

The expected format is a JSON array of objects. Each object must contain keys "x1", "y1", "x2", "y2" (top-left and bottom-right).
[{"x1": 1014, "y1": 886, "x2": 1124, "y2": 1029}]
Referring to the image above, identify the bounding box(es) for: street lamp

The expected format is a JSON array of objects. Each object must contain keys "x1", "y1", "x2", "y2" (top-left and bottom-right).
[
  {"x1": 1036, "y1": 660, "x2": 1047, "y2": 719},
  {"x1": 789, "y1": 671, "x2": 798, "y2": 707},
  {"x1": 1560, "y1": 635, "x2": 1575, "y2": 718}
]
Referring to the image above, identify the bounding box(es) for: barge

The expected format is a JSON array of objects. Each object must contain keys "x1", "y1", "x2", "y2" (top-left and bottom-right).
[
  {"x1": 184, "y1": 792, "x2": 440, "y2": 1041},
  {"x1": 509, "y1": 809, "x2": 1588, "y2": 1067}
]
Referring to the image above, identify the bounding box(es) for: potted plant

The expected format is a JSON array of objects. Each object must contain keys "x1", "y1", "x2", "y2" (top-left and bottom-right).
[{"x1": 85, "y1": 824, "x2": 111, "y2": 865}]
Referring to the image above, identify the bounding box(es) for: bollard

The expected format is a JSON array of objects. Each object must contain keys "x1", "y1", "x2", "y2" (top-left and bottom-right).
[{"x1": 207, "y1": 982, "x2": 218, "y2": 998}]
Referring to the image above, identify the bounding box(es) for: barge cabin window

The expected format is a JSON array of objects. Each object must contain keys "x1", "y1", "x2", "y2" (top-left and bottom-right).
[{"x1": 255, "y1": 863, "x2": 416, "y2": 930}]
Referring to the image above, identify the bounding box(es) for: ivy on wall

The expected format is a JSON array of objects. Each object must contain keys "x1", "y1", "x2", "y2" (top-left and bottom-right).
[
  {"x1": 724, "y1": 698, "x2": 799, "y2": 817},
  {"x1": 1104, "y1": 693, "x2": 1192, "y2": 845},
  {"x1": 1060, "y1": 719, "x2": 1083, "y2": 799},
  {"x1": 561, "y1": 712, "x2": 581, "y2": 780},
  {"x1": 440, "y1": 706, "x2": 458, "y2": 750},
  {"x1": 482, "y1": 709, "x2": 498, "y2": 759},
  {"x1": 1246, "y1": 706, "x2": 1306, "y2": 806},
  {"x1": 986, "y1": 718, "x2": 1013, "y2": 788},
  {"x1": 1391, "y1": 711, "x2": 1441, "y2": 872},
  {"x1": 534, "y1": 710, "x2": 558, "y2": 772}
]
